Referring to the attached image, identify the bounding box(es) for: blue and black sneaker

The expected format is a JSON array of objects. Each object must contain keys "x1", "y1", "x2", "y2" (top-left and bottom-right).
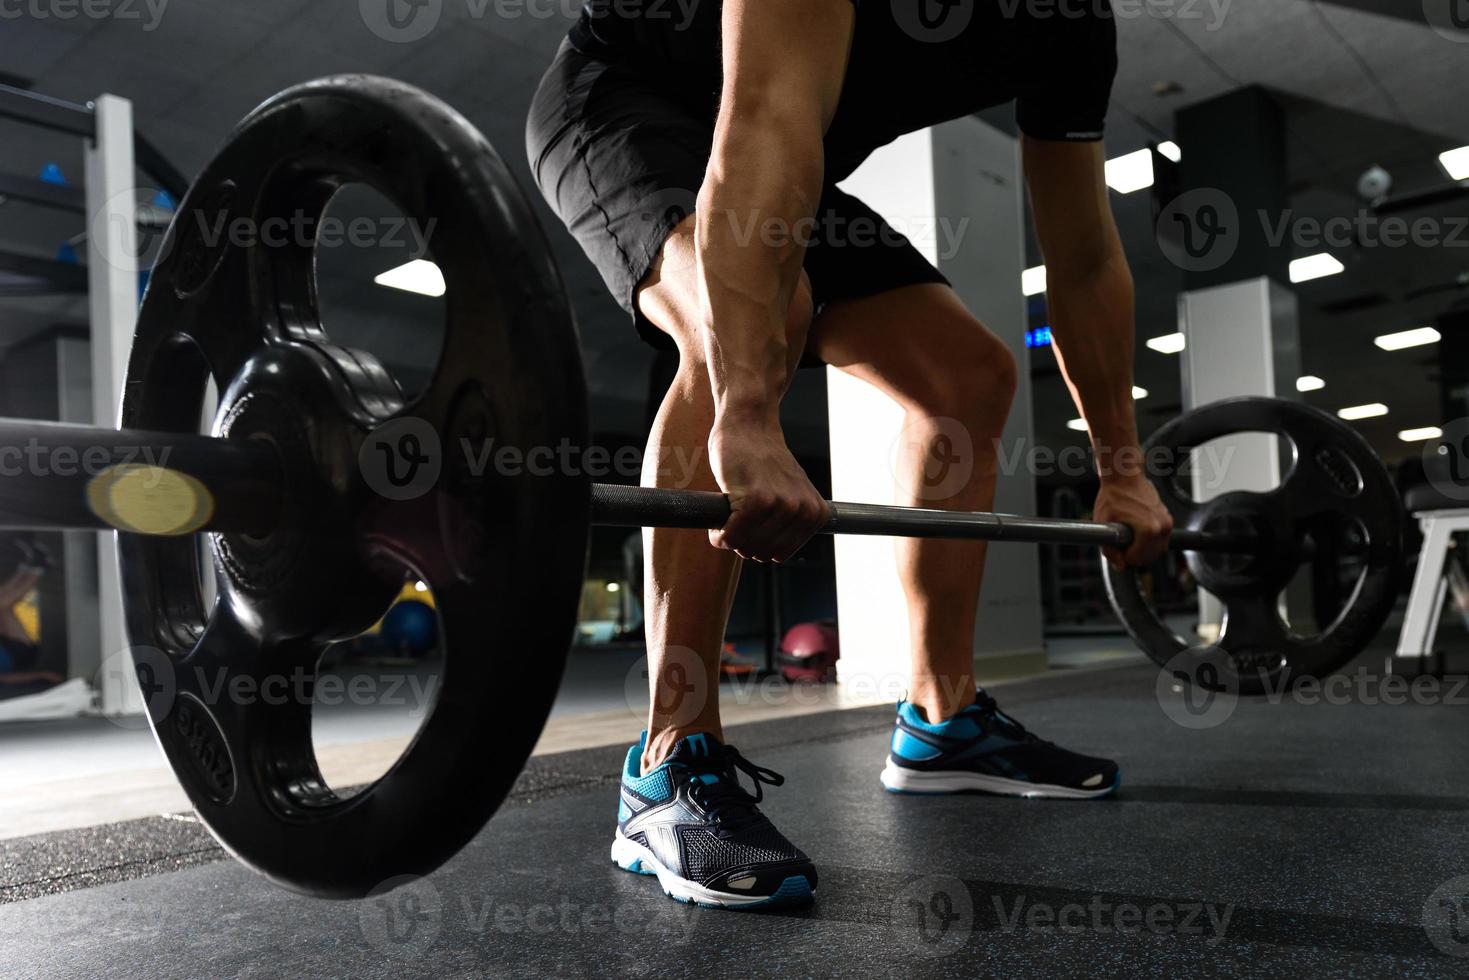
[
  {"x1": 880, "y1": 691, "x2": 1119, "y2": 798},
  {"x1": 611, "y1": 731, "x2": 817, "y2": 909}
]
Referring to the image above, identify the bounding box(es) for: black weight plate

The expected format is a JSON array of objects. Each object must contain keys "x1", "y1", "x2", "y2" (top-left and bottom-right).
[
  {"x1": 1103, "y1": 397, "x2": 1403, "y2": 695},
  {"x1": 120, "y1": 76, "x2": 589, "y2": 897}
]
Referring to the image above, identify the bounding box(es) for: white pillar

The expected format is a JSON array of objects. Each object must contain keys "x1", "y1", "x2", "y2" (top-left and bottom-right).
[
  {"x1": 1178, "y1": 276, "x2": 1301, "y2": 634},
  {"x1": 85, "y1": 93, "x2": 141, "y2": 715},
  {"x1": 829, "y1": 118, "x2": 1042, "y2": 697}
]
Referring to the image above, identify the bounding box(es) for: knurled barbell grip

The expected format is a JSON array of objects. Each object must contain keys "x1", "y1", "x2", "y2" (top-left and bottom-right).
[{"x1": 587, "y1": 483, "x2": 1262, "y2": 555}]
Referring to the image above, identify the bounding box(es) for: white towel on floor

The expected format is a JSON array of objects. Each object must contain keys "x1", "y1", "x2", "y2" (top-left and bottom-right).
[{"x1": 0, "y1": 678, "x2": 94, "y2": 722}]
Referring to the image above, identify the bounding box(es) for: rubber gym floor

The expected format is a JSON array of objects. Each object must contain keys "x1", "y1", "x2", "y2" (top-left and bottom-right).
[{"x1": 3, "y1": 652, "x2": 1467, "y2": 978}]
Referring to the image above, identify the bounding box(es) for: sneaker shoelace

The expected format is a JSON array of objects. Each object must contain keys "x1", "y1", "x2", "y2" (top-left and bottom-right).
[
  {"x1": 972, "y1": 691, "x2": 1044, "y2": 745},
  {"x1": 686, "y1": 745, "x2": 784, "y2": 831}
]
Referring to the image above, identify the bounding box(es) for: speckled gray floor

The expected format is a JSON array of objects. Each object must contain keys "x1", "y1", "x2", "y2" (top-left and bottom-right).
[{"x1": 4, "y1": 660, "x2": 1469, "y2": 978}]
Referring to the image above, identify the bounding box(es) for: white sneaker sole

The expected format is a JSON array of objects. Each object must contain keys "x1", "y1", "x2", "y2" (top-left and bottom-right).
[
  {"x1": 610, "y1": 832, "x2": 812, "y2": 909},
  {"x1": 879, "y1": 759, "x2": 1118, "y2": 799}
]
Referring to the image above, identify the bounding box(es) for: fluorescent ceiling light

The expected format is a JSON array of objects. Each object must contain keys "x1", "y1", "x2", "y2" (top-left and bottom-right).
[
  {"x1": 1338, "y1": 403, "x2": 1388, "y2": 421},
  {"x1": 1104, "y1": 148, "x2": 1155, "y2": 194},
  {"x1": 1289, "y1": 253, "x2": 1345, "y2": 284},
  {"x1": 1295, "y1": 376, "x2": 1325, "y2": 392},
  {"x1": 1066, "y1": 418, "x2": 1089, "y2": 432},
  {"x1": 1441, "y1": 145, "x2": 1469, "y2": 181},
  {"x1": 1146, "y1": 333, "x2": 1186, "y2": 355},
  {"x1": 1156, "y1": 141, "x2": 1182, "y2": 163},
  {"x1": 1132, "y1": 386, "x2": 1149, "y2": 400},
  {"x1": 374, "y1": 259, "x2": 446, "y2": 297},
  {"x1": 1374, "y1": 326, "x2": 1440, "y2": 351},
  {"x1": 1399, "y1": 426, "x2": 1443, "y2": 442},
  {"x1": 1022, "y1": 265, "x2": 1047, "y2": 297}
]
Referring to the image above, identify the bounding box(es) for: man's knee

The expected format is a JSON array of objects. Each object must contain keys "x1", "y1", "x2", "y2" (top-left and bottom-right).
[{"x1": 916, "y1": 318, "x2": 1018, "y2": 422}]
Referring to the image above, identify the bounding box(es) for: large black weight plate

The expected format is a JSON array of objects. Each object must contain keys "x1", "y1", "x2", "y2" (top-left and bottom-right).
[
  {"x1": 1103, "y1": 397, "x2": 1403, "y2": 695},
  {"x1": 120, "y1": 76, "x2": 589, "y2": 897}
]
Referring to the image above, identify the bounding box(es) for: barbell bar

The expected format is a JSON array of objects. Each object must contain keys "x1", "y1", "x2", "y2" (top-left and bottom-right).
[
  {"x1": 588, "y1": 483, "x2": 1264, "y2": 554},
  {"x1": 0, "y1": 418, "x2": 1264, "y2": 557}
]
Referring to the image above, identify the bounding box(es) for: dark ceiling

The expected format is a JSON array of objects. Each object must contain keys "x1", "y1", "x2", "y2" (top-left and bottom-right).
[{"x1": 0, "y1": 0, "x2": 1465, "y2": 467}]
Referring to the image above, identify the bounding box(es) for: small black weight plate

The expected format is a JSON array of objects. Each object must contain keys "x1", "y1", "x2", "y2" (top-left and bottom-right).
[{"x1": 1104, "y1": 397, "x2": 1403, "y2": 695}]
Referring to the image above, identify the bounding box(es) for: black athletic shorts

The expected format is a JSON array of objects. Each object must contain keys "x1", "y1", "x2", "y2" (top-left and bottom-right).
[{"x1": 526, "y1": 38, "x2": 949, "y2": 351}]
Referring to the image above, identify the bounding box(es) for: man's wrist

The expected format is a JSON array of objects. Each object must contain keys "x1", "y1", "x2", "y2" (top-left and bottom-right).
[
  {"x1": 1092, "y1": 437, "x2": 1149, "y2": 484},
  {"x1": 714, "y1": 396, "x2": 781, "y2": 432}
]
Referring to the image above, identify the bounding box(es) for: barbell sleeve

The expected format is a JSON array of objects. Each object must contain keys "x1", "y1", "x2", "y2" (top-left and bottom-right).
[
  {"x1": 587, "y1": 483, "x2": 1264, "y2": 555},
  {"x1": 0, "y1": 420, "x2": 285, "y2": 536}
]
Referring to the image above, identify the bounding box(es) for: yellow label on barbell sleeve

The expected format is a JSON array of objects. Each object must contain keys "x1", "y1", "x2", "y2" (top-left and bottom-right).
[{"x1": 86, "y1": 463, "x2": 215, "y2": 536}]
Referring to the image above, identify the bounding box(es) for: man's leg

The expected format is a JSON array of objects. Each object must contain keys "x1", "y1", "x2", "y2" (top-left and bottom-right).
[
  {"x1": 808, "y1": 283, "x2": 1018, "y2": 723},
  {"x1": 636, "y1": 215, "x2": 814, "y2": 773}
]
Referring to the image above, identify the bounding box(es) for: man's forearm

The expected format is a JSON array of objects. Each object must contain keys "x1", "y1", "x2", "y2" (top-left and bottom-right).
[
  {"x1": 1046, "y1": 250, "x2": 1144, "y2": 480},
  {"x1": 696, "y1": 114, "x2": 823, "y2": 428}
]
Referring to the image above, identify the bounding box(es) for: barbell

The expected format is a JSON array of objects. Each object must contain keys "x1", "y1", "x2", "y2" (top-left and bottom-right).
[{"x1": 0, "y1": 76, "x2": 1403, "y2": 898}]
